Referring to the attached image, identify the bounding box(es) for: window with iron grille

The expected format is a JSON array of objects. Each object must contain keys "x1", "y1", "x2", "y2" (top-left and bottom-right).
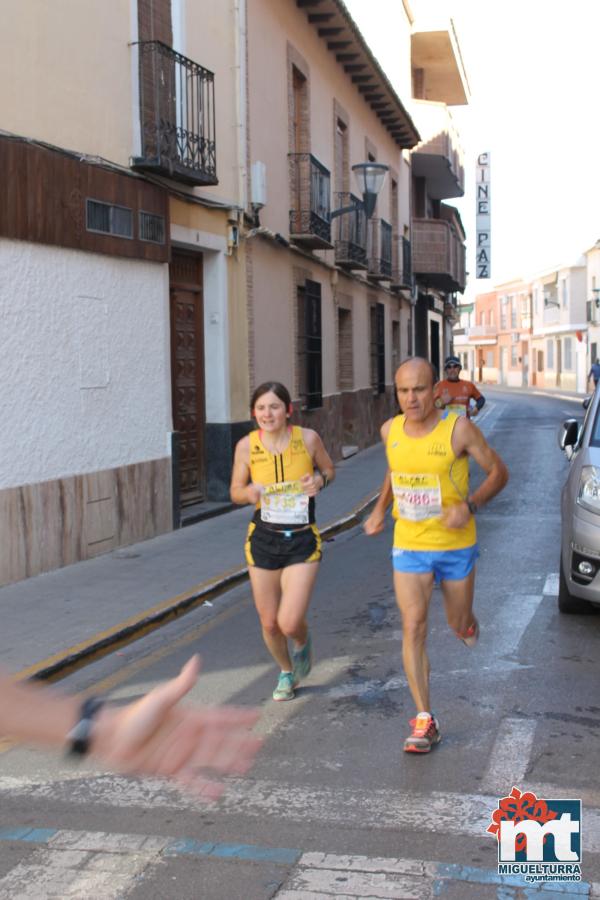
[
  {"x1": 297, "y1": 280, "x2": 322, "y2": 409},
  {"x1": 86, "y1": 199, "x2": 133, "y2": 238},
  {"x1": 139, "y1": 211, "x2": 166, "y2": 244},
  {"x1": 370, "y1": 302, "x2": 385, "y2": 394}
]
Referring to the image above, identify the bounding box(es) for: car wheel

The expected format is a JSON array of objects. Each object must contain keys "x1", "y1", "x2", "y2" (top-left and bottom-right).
[{"x1": 558, "y1": 556, "x2": 595, "y2": 614}]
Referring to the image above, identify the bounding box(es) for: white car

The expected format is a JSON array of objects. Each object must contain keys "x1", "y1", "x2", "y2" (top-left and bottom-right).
[{"x1": 558, "y1": 394, "x2": 600, "y2": 613}]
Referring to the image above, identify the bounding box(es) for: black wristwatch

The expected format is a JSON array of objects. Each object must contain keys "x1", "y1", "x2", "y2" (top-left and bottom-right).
[
  {"x1": 66, "y1": 696, "x2": 105, "y2": 757},
  {"x1": 466, "y1": 499, "x2": 478, "y2": 515}
]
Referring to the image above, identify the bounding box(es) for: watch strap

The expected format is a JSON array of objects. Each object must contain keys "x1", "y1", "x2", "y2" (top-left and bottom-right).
[
  {"x1": 467, "y1": 499, "x2": 478, "y2": 515},
  {"x1": 67, "y1": 696, "x2": 105, "y2": 757}
]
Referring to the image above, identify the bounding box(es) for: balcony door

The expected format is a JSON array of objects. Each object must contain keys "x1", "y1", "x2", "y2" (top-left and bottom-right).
[{"x1": 169, "y1": 251, "x2": 206, "y2": 506}]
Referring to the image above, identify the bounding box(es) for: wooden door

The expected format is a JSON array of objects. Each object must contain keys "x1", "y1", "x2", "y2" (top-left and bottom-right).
[{"x1": 169, "y1": 251, "x2": 205, "y2": 505}]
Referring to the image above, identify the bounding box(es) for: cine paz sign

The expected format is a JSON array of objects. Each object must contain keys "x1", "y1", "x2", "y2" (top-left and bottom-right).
[{"x1": 476, "y1": 152, "x2": 491, "y2": 279}]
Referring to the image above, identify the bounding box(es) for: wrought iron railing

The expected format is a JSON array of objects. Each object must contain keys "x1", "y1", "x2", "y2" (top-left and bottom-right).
[
  {"x1": 367, "y1": 219, "x2": 392, "y2": 279},
  {"x1": 333, "y1": 193, "x2": 367, "y2": 269},
  {"x1": 289, "y1": 154, "x2": 332, "y2": 247},
  {"x1": 132, "y1": 41, "x2": 217, "y2": 186}
]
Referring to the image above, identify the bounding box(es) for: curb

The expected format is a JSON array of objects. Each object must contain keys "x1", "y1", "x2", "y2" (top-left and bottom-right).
[{"x1": 21, "y1": 491, "x2": 380, "y2": 685}]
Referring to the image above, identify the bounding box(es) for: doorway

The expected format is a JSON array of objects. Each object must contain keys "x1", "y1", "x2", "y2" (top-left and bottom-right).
[{"x1": 169, "y1": 250, "x2": 206, "y2": 506}]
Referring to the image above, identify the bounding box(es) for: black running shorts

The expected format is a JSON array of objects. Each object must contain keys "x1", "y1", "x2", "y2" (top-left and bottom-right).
[{"x1": 244, "y1": 521, "x2": 322, "y2": 570}]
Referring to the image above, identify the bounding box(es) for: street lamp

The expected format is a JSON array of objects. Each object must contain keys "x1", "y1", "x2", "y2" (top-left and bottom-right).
[{"x1": 330, "y1": 162, "x2": 389, "y2": 221}]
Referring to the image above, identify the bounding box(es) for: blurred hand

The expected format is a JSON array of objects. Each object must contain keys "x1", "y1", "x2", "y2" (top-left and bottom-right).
[
  {"x1": 246, "y1": 483, "x2": 263, "y2": 504},
  {"x1": 440, "y1": 502, "x2": 471, "y2": 530},
  {"x1": 363, "y1": 509, "x2": 386, "y2": 536},
  {"x1": 300, "y1": 472, "x2": 322, "y2": 497},
  {"x1": 91, "y1": 656, "x2": 262, "y2": 801}
]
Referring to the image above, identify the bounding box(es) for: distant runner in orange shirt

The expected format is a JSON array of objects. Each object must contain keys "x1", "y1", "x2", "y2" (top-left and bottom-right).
[{"x1": 434, "y1": 356, "x2": 485, "y2": 419}]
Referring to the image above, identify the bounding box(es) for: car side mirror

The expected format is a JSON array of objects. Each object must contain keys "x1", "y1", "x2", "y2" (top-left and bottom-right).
[
  {"x1": 558, "y1": 418, "x2": 579, "y2": 456},
  {"x1": 583, "y1": 397, "x2": 591, "y2": 410}
]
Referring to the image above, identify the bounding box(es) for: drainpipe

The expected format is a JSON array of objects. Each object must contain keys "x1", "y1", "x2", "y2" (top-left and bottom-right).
[{"x1": 233, "y1": 0, "x2": 247, "y2": 211}]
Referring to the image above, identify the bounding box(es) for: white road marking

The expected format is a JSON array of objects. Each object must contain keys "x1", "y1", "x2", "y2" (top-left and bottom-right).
[
  {"x1": 0, "y1": 777, "x2": 598, "y2": 852},
  {"x1": 487, "y1": 594, "x2": 543, "y2": 657},
  {"x1": 482, "y1": 718, "x2": 537, "y2": 793},
  {"x1": 0, "y1": 830, "x2": 163, "y2": 900},
  {"x1": 543, "y1": 573, "x2": 559, "y2": 596}
]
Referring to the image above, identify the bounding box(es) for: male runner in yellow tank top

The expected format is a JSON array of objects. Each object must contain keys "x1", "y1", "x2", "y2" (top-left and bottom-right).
[{"x1": 364, "y1": 358, "x2": 508, "y2": 753}]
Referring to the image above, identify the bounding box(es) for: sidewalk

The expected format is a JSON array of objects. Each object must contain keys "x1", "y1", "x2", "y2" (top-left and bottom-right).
[{"x1": 0, "y1": 443, "x2": 387, "y2": 682}]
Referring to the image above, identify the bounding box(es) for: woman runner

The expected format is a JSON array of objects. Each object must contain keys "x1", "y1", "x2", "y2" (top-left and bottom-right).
[{"x1": 230, "y1": 382, "x2": 335, "y2": 701}]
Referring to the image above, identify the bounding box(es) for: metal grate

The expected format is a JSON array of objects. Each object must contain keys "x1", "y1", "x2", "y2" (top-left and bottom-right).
[
  {"x1": 139, "y1": 211, "x2": 166, "y2": 244},
  {"x1": 86, "y1": 199, "x2": 133, "y2": 238}
]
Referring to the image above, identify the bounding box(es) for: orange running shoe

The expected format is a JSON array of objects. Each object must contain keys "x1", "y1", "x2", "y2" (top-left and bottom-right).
[
  {"x1": 404, "y1": 713, "x2": 441, "y2": 753},
  {"x1": 455, "y1": 617, "x2": 479, "y2": 648}
]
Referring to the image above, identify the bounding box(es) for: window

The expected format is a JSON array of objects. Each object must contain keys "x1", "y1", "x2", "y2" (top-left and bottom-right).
[
  {"x1": 297, "y1": 279, "x2": 322, "y2": 409},
  {"x1": 369, "y1": 302, "x2": 385, "y2": 394},
  {"x1": 489, "y1": 308, "x2": 494, "y2": 326},
  {"x1": 511, "y1": 345, "x2": 518, "y2": 366},
  {"x1": 547, "y1": 339, "x2": 554, "y2": 369},
  {"x1": 86, "y1": 199, "x2": 133, "y2": 238},
  {"x1": 139, "y1": 211, "x2": 166, "y2": 244},
  {"x1": 564, "y1": 337, "x2": 573, "y2": 370},
  {"x1": 500, "y1": 297, "x2": 508, "y2": 329},
  {"x1": 391, "y1": 319, "x2": 400, "y2": 376},
  {"x1": 561, "y1": 279, "x2": 568, "y2": 308},
  {"x1": 533, "y1": 288, "x2": 538, "y2": 315},
  {"x1": 510, "y1": 296, "x2": 517, "y2": 328},
  {"x1": 337, "y1": 307, "x2": 353, "y2": 390},
  {"x1": 480, "y1": 310, "x2": 485, "y2": 326},
  {"x1": 334, "y1": 116, "x2": 349, "y2": 193},
  {"x1": 521, "y1": 295, "x2": 529, "y2": 318}
]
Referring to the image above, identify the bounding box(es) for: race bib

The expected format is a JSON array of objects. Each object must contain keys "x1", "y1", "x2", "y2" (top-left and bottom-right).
[
  {"x1": 261, "y1": 480, "x2": 309, "y2": 525},
  {"x1": 391, "y1": 472, "x2": 442, "y2": 521},
  {"x1": 447, "y1": 403, "x2": 467, "y2": 417}
]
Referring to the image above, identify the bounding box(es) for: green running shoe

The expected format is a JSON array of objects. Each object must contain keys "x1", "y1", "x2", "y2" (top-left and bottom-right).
[
  {"x1": 292, "y1": 632, "x2": 313, "y2": 682},
  {"x1": 273, "y1": 671, "x2": 295, "y2": 701}
]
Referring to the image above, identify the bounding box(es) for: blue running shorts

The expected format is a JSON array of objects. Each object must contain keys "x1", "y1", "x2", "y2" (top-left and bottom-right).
[{"x1": 392, "y1": 544, "x2": 479, "y2": 583}]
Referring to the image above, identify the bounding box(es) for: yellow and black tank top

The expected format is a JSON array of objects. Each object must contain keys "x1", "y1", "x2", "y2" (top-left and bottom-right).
[
  {"x1": 249, "y1": 426, "x2": 315, "y2": 527},
  {"x1": 386, "y1": 411, "x2": 476, "y2": 551}
]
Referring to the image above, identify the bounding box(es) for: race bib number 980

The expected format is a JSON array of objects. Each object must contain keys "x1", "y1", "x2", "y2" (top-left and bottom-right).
[
  {"x1": 261, "y1": 481, "x2": 309, "y2": 525},
  {"x1": 391, "y1": 472, "x2": 442, "y2": 521}
]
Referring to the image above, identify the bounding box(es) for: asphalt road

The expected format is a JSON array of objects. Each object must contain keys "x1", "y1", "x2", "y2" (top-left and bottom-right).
[{"x1": 1, "y1": 388, "x2": 599, "y2": 899}]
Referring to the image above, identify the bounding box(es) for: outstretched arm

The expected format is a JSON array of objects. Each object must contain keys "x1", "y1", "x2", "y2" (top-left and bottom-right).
[{"x1": 0, "y1": 657, "x2": 262, "y2": 800}]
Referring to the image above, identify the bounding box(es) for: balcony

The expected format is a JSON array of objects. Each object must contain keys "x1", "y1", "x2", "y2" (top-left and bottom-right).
[
  {"x1": 367, "y1": 219, "x2": 392, "y2": 281},
  {"x1": 289, "y1": 154, "x2": 332, "y2": 249},
  {"x1": 467, "y1": 324, "x2": 497, "y2": 338},
  {"x1": 411, "y1": 20, "x2": 470, "y2": 105},
  {"x1": 131, "y1": 41, "x2": 217, "y2": 186},
  {"x1": 410, "y1": 101, "x2": 464, "y2": 199},
  {"x1": 391, "y1": 236, "x2": 412, "y2": 290},
  {"x1": 333, "y1": 193, "x2": 367, "y2": 270},
  {"x1": 412, "y1": 217, "x2": 466, "y2": 293}
]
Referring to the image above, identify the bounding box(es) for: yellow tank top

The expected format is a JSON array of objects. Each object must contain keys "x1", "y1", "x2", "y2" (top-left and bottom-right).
[
  {"x1": 386, "y1": 412, "x2": 476, "y2": 551},
  {"x1": 249, "y1": 426, "x2": 315, "y2": 526}
]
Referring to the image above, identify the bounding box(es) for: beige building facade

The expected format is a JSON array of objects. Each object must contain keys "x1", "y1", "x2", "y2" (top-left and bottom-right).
[
  {"x1": 1, "y1": 0, "x2": 471, "y2": 586},
  {"x1": 245, "y1": 0, "x2": 419, "y2": 455}
]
